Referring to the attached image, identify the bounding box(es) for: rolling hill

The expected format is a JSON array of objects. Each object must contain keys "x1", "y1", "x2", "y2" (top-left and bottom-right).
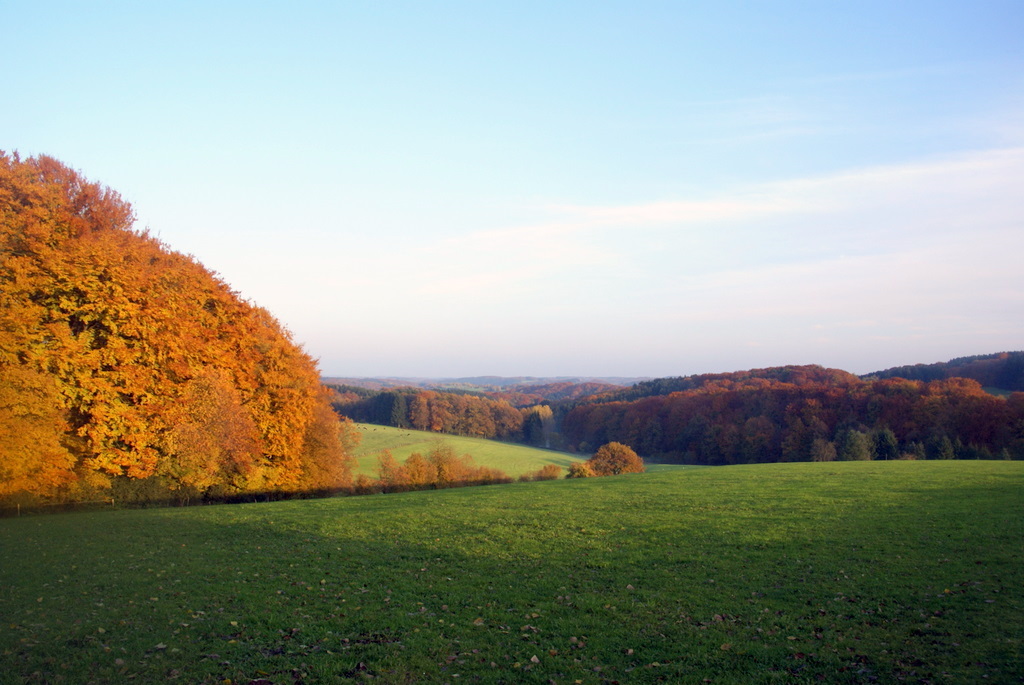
[
  {"x1": 1, "y1": 461, "x2": 1019, "y2": 683},
  {"x1": 350, "y1": 423, "x2": 583, "y2": 478}
]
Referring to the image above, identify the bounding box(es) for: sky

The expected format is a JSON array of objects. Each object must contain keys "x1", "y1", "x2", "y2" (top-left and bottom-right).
[{"x1": 4, "y1": 1, "x2": 1022, "y2": 378}]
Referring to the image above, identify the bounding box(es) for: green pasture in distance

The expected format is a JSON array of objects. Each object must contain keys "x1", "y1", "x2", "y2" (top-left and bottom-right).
[
  {"x1": 643, "y1": 462, "x2": 705, "y2": 473},
  {"x1": 1, "y1": 461, "x2": 1021, "y2": 684},
  {"x1": 350, "y1": 423, "x2": 584, "y2": 477}
]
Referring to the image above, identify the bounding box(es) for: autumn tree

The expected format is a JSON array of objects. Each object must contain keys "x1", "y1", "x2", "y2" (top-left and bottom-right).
[
  {"x1": 376, "y1": 449, "x2": 407, "y2": 491},
  {"x1": 371, "y1": 443, "x2": 510, "y2": 492},
  {"x1": 562, "y1": 365, "x2": 1024, "y2": 465},
  {"x1": 566, "y1": 461, "x2": 595, "y2": 478},
  {"x1": 337, "y1": 389, "x2": 522, "y2": 440},
  {"x1": 427, "y1": 442, "x2": 470, "y2": 487},
  {"x1": 297, "y1": 394, "x2": 359, "y2": 491},
  {"x1": 588, "y1": 442, "x2": 645, "y2": 476},
  {"x1": 407, "y1": 394, "x2": 430, "y2": 431},
  {"x1": 522, "y1": 404, "x2": 555, "y2": 446},
  {"x1": 534, "y1": 464, "x2": 563, "y2": 480},
  {"x1": 0, "y1": 364, "x2": 77, "y2": 499},
  {"x1": 519, "y1": 464, "x2": 563, "y2": 482},
  {"x1": 0, "y1": 152, "x2": 354, "y2": 504},
  {"x1": 160, "y1": 367, "x2": 260, "y2": 495},
  {"x1": 403, "y1": 453, "x2": 432, "y2": 488}
]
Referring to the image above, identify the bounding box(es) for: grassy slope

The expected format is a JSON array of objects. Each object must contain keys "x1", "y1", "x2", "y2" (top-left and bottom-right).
[
  {"x1": 350, "y1": 423, "x2": 584, "y2": 477},
  {"x1": 1, "y1": 461, "x2": 1021, "y2": 684}
]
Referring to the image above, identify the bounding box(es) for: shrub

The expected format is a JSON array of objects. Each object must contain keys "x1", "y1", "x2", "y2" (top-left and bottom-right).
[
  {"x1": 535, "y1": 464, "x2": 563, "y2": 480},
  {"x1": 372, "y1": 442, "x2": 512, "y2": 491},
  {"x1": 566, "y1": 462, "x2": 595, "y2": 478},
  {"x1": 519, "y1": 464, "x2": 562, "y2": 482},
  {"x1": 810, "y1": 438, "x2": 837, "y2": 462},
  {"x1": 588, "y1": 442, "x2": 645, "y2": 476}
]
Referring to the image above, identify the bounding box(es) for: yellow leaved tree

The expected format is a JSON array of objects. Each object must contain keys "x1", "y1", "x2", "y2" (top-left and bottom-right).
[{"x1": 0, "y1": 152, "x2": 355, "y2": 505}]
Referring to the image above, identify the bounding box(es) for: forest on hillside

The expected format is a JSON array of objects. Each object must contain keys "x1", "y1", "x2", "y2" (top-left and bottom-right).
[
  {"x1": 0, "y1": 153, "x2": 357, "y2": 506},
  {"x1": 330, "y1": 387, "x2": 530, "y2": 441},
  {"x1": 561, "y1": 371, "x2": 1023, "y2": 463},
  {"x1": 865, "y1": 351, "x2": 1024, "y2": 390},
  {"x1": 335, "y1": 364, "x2": 1024, "y2": 464}
]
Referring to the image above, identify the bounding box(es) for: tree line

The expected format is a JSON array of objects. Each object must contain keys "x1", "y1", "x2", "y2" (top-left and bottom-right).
[
  {"x1": 865, "y1": 351, "x2": 1024, "y2": 391},
  {"x1": 328, "y1": 365, "x2": 1024, "y2": 467},
  {"x1": 353, "y1": 442, "x2": 514, "y2": 494},
  {"x1": 330, "y1": 387, "x2": 530, "y2": 441},
  {"x1": 357, "y1": 439, "x2": 644, "y2": 496},
  {"x1": 560, "y1": 369, "x2": 1024, "y2": 464}
]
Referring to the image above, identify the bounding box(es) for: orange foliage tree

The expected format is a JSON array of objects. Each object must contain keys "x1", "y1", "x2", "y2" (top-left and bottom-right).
[
  {"x1": 518, "y1": 463, "x2": 563, "y2": 482},
  {"x1": 0, "y1": 152, "x2": 355, "y2": 503},
  {"x1": 370, "y1": 441, "x2": 511, "y2": 493},
  {"x1": 588, "y1": 442, "x2": 646, "y2": 476},
  {"x1": 0, "y1": 365, "x2": 77, "y2": 498}
]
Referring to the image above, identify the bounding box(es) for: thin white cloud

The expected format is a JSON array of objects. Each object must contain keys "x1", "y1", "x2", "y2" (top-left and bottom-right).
[
  {"x1": 548, "y1": 196, "x2": 809, "y2": 225},
  {"x1": 552, "y1": 146, "x2": 1024, "y2": 231},
  {"x1": 336, "y1": 145, "x2": 1024, "y2": 313},
  {"x1": 274, "y1": 145, "x2": 1022, "y2": 376}
]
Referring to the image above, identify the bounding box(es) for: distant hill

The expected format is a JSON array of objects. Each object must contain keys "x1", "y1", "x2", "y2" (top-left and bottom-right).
[
  {"x1": 326, "y1": 379, "x2": 631, "y2": 447},
  {"x1": 328, "y1": 358, "x2": 1023, "y2": 466},
  {"x1": 864, "y1": 351, "x2": 1024, "y2": 392},
  {"x1": 560, "y1": 362, "x2": 1023, "y2": 464},
  {"x1": 322, "y1": 375, "x2": 643, "y2": 392},
  {"x1": 348, "y1": 423, "x2": 582, "y2": 477},
  {"x1": 591, "y1": 364, "x2": 861, "y2": 404},
  {"x1": 490, "y1": 380, "x2": 628, "y2": 407}
]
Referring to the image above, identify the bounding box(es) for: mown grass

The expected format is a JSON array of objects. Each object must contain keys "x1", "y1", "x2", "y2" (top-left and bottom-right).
[
  {"x1": 351, "y1": 423, "x2": 583, "y2": 478},
  {"x1": 1, "y1": 461, "x2": 1021, "y2": 684}
]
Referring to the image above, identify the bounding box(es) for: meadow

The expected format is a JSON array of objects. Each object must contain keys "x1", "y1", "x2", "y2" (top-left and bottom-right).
[
  {"x1": 350, "y1": 423, "x2": 583, "y2": 478},
  {"x1": 1, "y1": 461, "x2": 1021, "y2": 684}
]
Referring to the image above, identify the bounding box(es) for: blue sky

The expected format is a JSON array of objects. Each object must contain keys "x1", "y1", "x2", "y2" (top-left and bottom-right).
[{"x1": 4, "y1": 1, "x2": 1022, "y2": 378}]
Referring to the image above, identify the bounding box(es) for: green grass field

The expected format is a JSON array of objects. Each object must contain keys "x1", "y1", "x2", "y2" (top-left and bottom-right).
[
  {"x1": 1, "y1": 461, "x2": 1021, "y2": 684},
  {"x1": 350, "y1": 423, "x2": 584, "y2": 478}
]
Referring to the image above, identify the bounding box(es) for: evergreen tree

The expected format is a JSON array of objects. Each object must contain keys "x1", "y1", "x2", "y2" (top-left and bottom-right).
[
  {"x1": 837, "y1": 429, "x2": 872, "y2": 461},
  {"x1": 873, "y1": 427, "x2": 899, "y2": 461},
  {"x1": 927, "y1": 435, "x2": 956, "y2": 460}
]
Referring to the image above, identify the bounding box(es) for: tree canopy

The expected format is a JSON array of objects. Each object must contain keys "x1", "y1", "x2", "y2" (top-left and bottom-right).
[
  {"x1": 562, "y1": 370, "x2": 1024, "y2": 465},
  {"x1": 0, "y1": 152, "x2": 356, "y2": 504}
]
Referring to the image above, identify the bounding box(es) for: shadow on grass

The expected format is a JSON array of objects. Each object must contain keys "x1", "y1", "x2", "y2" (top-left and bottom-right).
[{"x1": 0, "y1": 462, "x2": 1020, "y2": 684}]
